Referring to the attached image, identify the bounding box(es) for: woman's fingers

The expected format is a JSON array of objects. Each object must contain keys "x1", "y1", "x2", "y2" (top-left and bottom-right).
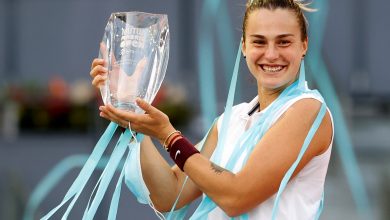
[
  {"x1": 99, "y1": 105, "x2": 130, "y2": 128},
  {"x1": 92, "y1": 74, "x2": 107, "y2": 87},
  {"x1": 101, "y1": 105, "x2": 146, "y2": 128},
  {"x1": 91, "y1": 58, "x2": 105, "y2": 70},
  {"x1": 136, "y1": 99, "x2": 170, "y2": 129},
  {"x1": 90, "y1": 59, "x2": 108, "y2": 88},
  {"x1": 136, "y1": 98, "x2": 159, "y2": 116},
  {"x1": 99, "y1": 103, "x2": 173, "y2": 140},
  {"x1": 90, "y1": 64, "x2": 107, "y2": 78},
  {"x1": 100, "y1": 104, "x2": 156, "y2": 128}
]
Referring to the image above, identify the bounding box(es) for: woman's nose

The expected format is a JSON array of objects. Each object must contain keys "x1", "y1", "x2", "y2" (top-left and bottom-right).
[{"x1": 264, "y1": 45, "x2": 279, "y2": 61}]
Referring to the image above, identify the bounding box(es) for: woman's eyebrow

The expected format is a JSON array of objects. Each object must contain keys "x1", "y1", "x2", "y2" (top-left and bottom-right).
[
  {"x1": 277, "y1": 34, "x2": 294, "y2": 38},
  {"x1": 249, "y1": 34, "x2": 294, "y2": 39},
  {"x1": 249, "y1": 34, "x2": 266, "y2": 39}
]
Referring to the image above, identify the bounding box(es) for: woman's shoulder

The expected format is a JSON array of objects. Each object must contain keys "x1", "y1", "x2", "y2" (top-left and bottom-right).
[
  {"x1": 276, "y1": 91, "x2": 329, "y2": 116},
  {"x1": 280, "y1": 97, "x2": 334, "y2": 155},
  {"x1": 281, "y1": 94, "x2": 332, "y2": 132}
]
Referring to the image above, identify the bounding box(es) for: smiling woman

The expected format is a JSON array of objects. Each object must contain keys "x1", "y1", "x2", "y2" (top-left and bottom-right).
[
  {"x1": 90, "y1": 0, "x2": 334, "y2": 219},
  {"x1": 242, "y1": 8, "x2": 308, "y2": 92}
]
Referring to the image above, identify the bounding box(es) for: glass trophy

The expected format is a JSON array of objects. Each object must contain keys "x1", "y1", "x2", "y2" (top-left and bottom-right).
[
  {"x1": 38, "y1": 12, "x2": 169, "y2": 220},
  {"x1": 99, "y1": 12, "x2": 169, "y2": 113}
]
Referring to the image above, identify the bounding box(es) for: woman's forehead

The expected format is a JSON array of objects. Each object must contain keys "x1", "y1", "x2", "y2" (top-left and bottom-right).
[{"x1": 246, "y1": 8, "x2": 301, "y2": 37}]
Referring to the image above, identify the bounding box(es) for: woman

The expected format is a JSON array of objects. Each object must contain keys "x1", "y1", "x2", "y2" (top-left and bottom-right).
[{"x1": 90, "y1": 0, "x2": 334, "y2": 219}]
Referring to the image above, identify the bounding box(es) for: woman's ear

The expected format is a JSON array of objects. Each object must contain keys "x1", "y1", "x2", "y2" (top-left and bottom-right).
[
  {"x1": 241, "y1": 37, "x2": 247, "y2": 58},
  {"x1": 302, "y1": 36, "x2": 308, "y2": 56}
]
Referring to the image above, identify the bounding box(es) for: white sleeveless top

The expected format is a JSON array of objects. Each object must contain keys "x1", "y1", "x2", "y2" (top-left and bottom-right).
[{"x1": 208, "y1": 94, "x2": 334, "y2": 220}]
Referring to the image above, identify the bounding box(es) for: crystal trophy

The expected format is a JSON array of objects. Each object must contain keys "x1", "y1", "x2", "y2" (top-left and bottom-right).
[
  {"x1": 38, "y1": 12, "x2": 170, "y2": 220},
  {"x1": 99, "y1": 12, "x2": 169, "y2": 113}
]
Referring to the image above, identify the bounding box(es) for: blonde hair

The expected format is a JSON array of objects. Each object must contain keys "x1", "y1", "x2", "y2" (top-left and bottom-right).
[{"x1": 243, "y1": 0, "x2": 316, "y2": 41}]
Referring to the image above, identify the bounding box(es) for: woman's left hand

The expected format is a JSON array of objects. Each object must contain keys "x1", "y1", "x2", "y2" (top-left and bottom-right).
[{"x1": 99, "y1": 98, "x2": 176, "y2": 143}]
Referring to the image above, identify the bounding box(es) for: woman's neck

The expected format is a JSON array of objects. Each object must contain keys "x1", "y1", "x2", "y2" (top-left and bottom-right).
[
  {"x1": 257, "y1": 76, "x2": 299, "y2": 111},
  {"x1": 257, "y1": 86, "x2": 285, "y2": 111}
]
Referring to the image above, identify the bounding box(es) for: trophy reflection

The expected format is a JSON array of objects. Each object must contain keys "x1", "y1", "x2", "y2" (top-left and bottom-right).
[{"x1": 99, "y1": 12, "x2": 169, "y2": 113}]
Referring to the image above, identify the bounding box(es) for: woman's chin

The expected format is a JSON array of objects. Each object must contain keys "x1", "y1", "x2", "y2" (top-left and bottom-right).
[
  {"x1": 260, "y1": 77, "x2": 296, "y2": 91},
  {"x1": 261, "y1": 82, "x2": 285, "y2": 91}
]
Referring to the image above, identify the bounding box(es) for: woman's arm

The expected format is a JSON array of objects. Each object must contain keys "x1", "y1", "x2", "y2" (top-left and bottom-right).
[
  {"x1": 139, "y1": 122, "x2": 219, "y2": 211},
  {"x1": 137, "y1": 135, "x2": 197, "y2": 211},
  {"x1": 183, "y1": 98, "x2": 333, "y2": 217}
]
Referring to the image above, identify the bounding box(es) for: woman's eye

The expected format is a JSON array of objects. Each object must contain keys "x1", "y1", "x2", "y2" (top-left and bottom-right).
[
  {"x1": 253, "y1": 40, "x2": 266, "y2": 46},
  {"x1": 278, "y1": 40, "x2": 291, "y2": 46}
]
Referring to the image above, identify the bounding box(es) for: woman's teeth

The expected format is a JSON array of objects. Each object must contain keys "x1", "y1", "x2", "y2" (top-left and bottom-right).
[{"x1": 261, "y1": 65, "x2": 283, "y2": 72}]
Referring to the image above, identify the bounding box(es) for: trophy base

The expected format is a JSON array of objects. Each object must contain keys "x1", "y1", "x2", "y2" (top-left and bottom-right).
[{"x1": 113, "y1": 101, "x2": 144, "y2": 114}]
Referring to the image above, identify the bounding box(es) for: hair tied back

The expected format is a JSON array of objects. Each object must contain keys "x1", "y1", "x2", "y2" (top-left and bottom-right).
[{"x1": 247, "y1": 0, "x2": 317, "y2": 12}]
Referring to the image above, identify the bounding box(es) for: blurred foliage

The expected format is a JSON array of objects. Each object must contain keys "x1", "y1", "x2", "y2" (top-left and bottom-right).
[
  {"x1": 157, "y1": 101, "x2": 193, "y2": 129},
  {"x1": 0, "y1": 78, "x2": 97, "y2": 133},
  {"x1": 0, "y1": 79, "x2": 193, "y2": 134},
  {"x1": 153, "y1": 83, "x2": 193, "y2": 130}
]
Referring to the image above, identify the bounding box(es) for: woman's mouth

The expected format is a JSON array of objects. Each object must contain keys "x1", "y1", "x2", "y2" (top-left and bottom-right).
[{"x1": 260, "y1": 65, "x2": 285, "y2": 73}]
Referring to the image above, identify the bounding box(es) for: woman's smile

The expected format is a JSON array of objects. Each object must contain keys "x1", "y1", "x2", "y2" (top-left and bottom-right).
[{"x1": 259, "y1": 64, "x2": 286, "y2": 73}]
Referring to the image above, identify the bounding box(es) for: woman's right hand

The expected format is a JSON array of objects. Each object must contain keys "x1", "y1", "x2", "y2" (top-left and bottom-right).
[{"x1": 90, "y1": 58, "x2": 107, "y2": 89}]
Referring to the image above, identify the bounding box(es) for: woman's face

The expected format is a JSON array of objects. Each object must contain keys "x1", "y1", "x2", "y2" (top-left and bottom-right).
[{"x1": 242, "y1": 8, "x2": 308, "y2": 91}]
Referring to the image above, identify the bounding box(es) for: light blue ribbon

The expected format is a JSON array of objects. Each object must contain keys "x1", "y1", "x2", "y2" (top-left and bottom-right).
[
  {"x1": 198, "y1": 0, "x2": 241, "y2": 131},
  {"x1": 23, "y1": 154, "x2": 125, "y2": 220},
  {"x1": 198, "y1": 0, "x2": 221, "y2": 130},
  {"x1": 40, "y1": 122, "x2": 118, "y2": 219},
  {"x1": 39, "y1": 123, "x2": 145, "y2": 220},
  {"x1": 82, "y1": 129, "x2": 132, "y2": 220}
]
